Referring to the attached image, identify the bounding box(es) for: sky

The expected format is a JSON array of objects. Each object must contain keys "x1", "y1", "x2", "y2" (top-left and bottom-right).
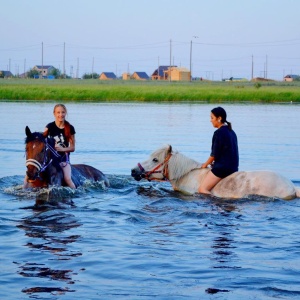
[{"x1": 1, "y1": 0, "x2": 300, "y2": 80}]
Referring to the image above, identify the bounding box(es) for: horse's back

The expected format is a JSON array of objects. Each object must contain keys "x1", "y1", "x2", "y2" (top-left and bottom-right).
[
  {"x1": 72, "y1": 164, "x2": 109, "y2": 187},
  {"x1": 213, "y1": 170, "x2": 296, "y2": 199}
]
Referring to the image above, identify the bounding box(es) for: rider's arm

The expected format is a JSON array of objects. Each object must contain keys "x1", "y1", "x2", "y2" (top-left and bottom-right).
[
  {"x1": 201, "y1": 156, "x2": 214, "y2": 168},
  {"x1": 55, "y1": 135, "x2": 75, "y2": 153}
]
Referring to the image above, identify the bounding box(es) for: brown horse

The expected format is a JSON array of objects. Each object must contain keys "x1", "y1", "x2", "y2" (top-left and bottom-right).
[{"x1": 24, "y1": 126, "x2": 109, "y2": 188}]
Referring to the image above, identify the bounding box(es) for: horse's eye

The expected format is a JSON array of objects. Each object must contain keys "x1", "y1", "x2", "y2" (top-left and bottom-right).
[{"x1": 153, "y1": 158, "x2": 159, "y2": 163}]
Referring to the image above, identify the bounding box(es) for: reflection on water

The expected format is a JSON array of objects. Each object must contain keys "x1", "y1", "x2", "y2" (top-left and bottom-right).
[
  {"x1": 19, "y1": 263, "x2": 75, "y2": 295},
  {"x1": 17, "y1": 206, "x2": 81, "y2": 296},
  {"x1": 211, "y1": 224, "x2": 239, "y2": 269}
]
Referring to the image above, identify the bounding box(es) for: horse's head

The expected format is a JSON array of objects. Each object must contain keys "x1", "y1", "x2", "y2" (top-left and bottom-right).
[
  {"x1": 25, "y1": 126, "x2": 50, "y2": 182},
  {"x1": 131, "y1": 145, "x2": 172, "y2": 181}
]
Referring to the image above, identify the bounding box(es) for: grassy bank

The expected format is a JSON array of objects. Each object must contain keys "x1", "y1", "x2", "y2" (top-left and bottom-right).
[{"x1": 0, "y1": 79, "x2": 300, "y2": 102}]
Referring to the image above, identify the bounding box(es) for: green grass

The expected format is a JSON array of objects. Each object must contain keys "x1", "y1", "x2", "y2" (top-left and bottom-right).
[{"x1": 1, "y1": 78, "x2": 300, "y2": 102}]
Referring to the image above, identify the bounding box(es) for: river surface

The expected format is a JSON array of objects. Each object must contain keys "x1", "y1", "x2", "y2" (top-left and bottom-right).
[{"x1": 0, "y1": 102, "x2": 300, "y2": 299}]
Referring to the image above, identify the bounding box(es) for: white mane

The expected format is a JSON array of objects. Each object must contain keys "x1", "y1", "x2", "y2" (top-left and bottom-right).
[{"x1": 168, "y1": 150, "x2": 201, "y2": 180}]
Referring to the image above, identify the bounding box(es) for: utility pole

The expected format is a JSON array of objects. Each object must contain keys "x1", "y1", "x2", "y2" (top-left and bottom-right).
[
  {"x1": 190, "y1": 36, "x2": 198, "y2": 82},
  {"x1": 169, "y1": 39, "x2": 172, "y2": 82},
  {"x1": 41, "y1": 42, "x2": 44, "y2": 78},
  {"x1": 265, "y1": 55, "x2": 268, "y2": 79},
  {"x1": 24, "y1": 59, "x2": 26, "y2": 78},
  {"x1": 251, "y1": 55, "x2": 254, "y2": 80},
  {"x1": 157, "y1": 56, "x2": 160, "y2": 80},
  {"x1": 190, "y1": 40, "x2": 192, "y2": 82},
  {"x1": 76, "y1": 58, "x2": 79, "y2": 79},
  {"x1": 63, "y1": 42, "x2": 66, "y2": 78},
  {"x1": 92, "y1": 57, "x2": 94, "y2": 78}
]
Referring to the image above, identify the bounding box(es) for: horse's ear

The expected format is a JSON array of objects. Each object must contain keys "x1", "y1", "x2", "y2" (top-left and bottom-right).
[
  {"x1": 25, "y1": 126, "x2": 31, "y2": 137},
  {"x1": 168, "y1": 145, "x2": 172, "y2": 154}
]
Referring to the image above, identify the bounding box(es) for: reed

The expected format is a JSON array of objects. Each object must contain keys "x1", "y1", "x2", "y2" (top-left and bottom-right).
[{"x1": 0, "y1": 79, "x2": 300, "y2": 102}]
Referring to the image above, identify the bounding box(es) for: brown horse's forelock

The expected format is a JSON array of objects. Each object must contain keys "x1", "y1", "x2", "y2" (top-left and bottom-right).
[{"x1": 25, "y1": 132, "x2": 45, "y2": 144}]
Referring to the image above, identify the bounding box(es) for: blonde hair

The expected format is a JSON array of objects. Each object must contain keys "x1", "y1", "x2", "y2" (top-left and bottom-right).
[
  {"x1": 53, "y1": 104, "x2": 72, "y2": 141},
  {"x1": 53, "y1": 103, "x2": 67, "y2": 114}
]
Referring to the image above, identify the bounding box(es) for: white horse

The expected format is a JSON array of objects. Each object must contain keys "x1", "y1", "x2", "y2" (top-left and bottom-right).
[{"x1": 131, "y1": 145, "x2": 300, "y2": 200}]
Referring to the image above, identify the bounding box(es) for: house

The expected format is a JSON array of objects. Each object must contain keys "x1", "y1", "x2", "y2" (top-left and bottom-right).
[
  {"x1": 19, "y1": 72, "x2": 27, "y2": 78},
  {"x1": 99, "y1": 72, "x2": 117, "y2": 80},
  {"x1": 33, "y1": 65, "x2": 55, "y2": 77},
  {"x1": 284, "y1": 74, "x2": 300, "y2": 82},
  {"x1": 0, "y1": 70, "x2": 13, "y2": 78},
  {"x1": 131, "y1": 72, "x2": 149, "y2": 80},
  {"x1": 163, "y1": 67, "x2": 191, "y2": 81},
  {"x1": 122, "y1": 73, "x2": 131, "y2": 80},
  {"x1": 251, "y1": 77, "x2": 275, "y2": 82},
  {"x1": 151, "y1": 65, "x2": 177, "y2": 80}
]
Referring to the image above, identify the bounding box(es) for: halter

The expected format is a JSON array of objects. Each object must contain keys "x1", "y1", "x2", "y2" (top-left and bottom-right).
[
  {"x1": 26, "y1": 137, "x2": 61, "y2": 181},
  {"x1": 138, "y1": 153, "x2": 172, "y2": 182}
]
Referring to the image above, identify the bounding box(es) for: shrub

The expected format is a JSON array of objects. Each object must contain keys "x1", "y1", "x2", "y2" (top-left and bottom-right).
[{"x1": 254, "y1": 82, "x2": 262, "y2": 89}]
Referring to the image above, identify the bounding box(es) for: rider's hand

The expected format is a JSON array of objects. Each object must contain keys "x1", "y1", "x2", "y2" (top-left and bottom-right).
[{"x1": 55, "y1": 144, "x2": 64, "y2": 151}]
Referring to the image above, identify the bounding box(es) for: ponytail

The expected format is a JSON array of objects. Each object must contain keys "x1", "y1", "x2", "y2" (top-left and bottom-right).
[
  {"x1": 225, "y1": 120, "x2": 232, "y2": 130},
  {"x1": 64, "y1": 120, "x2": 71, "y2": 142}
]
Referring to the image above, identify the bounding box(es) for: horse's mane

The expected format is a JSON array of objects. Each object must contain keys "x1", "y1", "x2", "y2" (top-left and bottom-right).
[
  {"x1": 168, "y1": 151, "x2": 201, "y2": 180},
  {"x1": 25, "y1": 132, "x2": 56, "y2": 146},
  {"x1": 153, "y1": 145, "x2": 201, "y2": 180}
]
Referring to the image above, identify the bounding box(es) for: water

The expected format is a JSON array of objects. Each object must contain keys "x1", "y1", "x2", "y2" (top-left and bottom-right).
[{"x1": 0, "y1": 102, "x2": 300, "y2": 299}]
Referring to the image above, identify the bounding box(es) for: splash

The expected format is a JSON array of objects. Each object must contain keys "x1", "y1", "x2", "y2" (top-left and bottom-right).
[{"x1": 2, "y1": 176, "x2": 109, "y2": 203}]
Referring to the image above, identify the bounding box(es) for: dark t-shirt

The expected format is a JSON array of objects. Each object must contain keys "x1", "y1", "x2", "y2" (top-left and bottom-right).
[
  {"x1": 46, "y1": 121, "x2": 76, "y2": 155},
  {"x1": 210, "y1": 125, "x2": 239, "y2": 178}
]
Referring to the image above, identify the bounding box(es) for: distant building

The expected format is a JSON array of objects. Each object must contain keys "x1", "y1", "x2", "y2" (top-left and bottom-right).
[
  {"x1": 164, "y1": 67, "x2": 191, "y2": 81},
  {"x1": 122, "y1": 73, "x2": 131, "y2": 80},
  {"x1": 19, "y1": 72, "x2": 28, "y2": 78},
  {"x1": 99, "y1": 72, "x2": 117, "y2": 80},
  {"x1": 284, "y1": 74, "x2": 300, "y2": 82},
  {"x1": 222, "y1": 77, "x2": 248, "y2": 82},
  {"x1": 151, "y1": 65, "x2": 177, "y2": 80},
  {"x1": 33, "y1": 65, "x2": 55, "y2": 77},
  {"x1": 131, "y1": 72, "x2": 149, "y2": 80},
  {"x1": 0, "y1": 70, "x2": 13, "y2": 78},
  {"x1": 251, "y1": 77, "x2": 275, "y2": 82}
]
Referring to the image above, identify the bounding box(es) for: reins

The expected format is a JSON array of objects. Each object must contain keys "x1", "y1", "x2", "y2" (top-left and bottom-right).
[{"x1": 139, "y1": 153, "x2": 172, "y2": 182}]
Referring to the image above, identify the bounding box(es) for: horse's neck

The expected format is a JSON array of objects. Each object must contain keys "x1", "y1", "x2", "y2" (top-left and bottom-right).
[{"x1": 168, "y1": 152, "x2": 202, "y2": 180}]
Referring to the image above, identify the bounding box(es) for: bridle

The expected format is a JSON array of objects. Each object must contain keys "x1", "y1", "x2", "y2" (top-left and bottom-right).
[
  {"x1": 26, "y1": 137, "x2": 60, "y2": 181},
  {"x1": 137, "y1": 153, "x2": 172, "y2": 182}
]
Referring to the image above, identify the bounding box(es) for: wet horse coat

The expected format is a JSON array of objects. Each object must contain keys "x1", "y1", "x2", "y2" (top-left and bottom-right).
[
  {"x1": 25, "y1": 126, "x2": 109, "y2": 188},
  {"x1": 131, "y1": 145, "x2": 300, "y2": 200}
]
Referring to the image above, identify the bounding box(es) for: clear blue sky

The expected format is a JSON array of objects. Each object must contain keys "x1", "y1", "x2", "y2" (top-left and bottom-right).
[{"x1": 1, "y1": 0, "x2": 300, "y2": 80}]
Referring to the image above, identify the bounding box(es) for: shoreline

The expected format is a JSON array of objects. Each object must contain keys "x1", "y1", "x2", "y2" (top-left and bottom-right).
[{"x1": 1, "y1": 79, "x2": 300, "y2": 103}]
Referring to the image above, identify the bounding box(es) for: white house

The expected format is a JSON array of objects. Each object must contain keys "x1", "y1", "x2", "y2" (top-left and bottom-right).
[{"x1": 33, "y1": 65, "x2": 55, "y2": 77}]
